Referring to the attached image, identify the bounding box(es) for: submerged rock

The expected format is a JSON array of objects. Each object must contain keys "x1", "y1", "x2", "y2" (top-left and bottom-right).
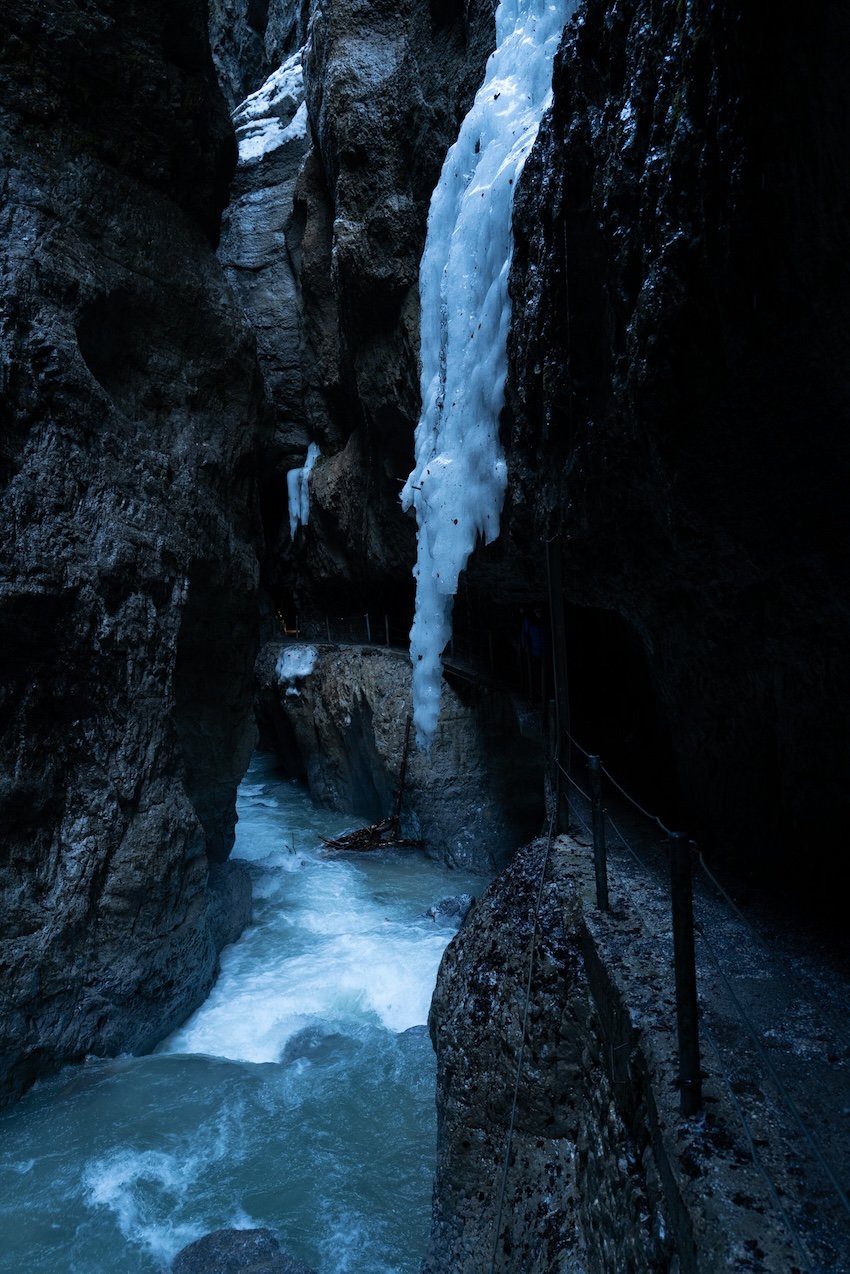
[
  {"x1": 172, "y1": 1227, "x2": 315, "y2": 1274},
  {"x1": 425, "y1": 894, "x2": 475, "y2": 928}
]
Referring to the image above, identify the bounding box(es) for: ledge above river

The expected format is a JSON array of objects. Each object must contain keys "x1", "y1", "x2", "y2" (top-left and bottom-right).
[{"x1": 254, "y1": 641, "x2": 544, "y2": 873}]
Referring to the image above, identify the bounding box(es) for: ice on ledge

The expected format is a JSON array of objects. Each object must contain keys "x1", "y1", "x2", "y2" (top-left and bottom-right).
[
  {"x1": 237, "y1": 102, "x2": 309, "y2": 163},
  {"x1": 276, "y1": 645, "x2": 317, "y2": 685}
]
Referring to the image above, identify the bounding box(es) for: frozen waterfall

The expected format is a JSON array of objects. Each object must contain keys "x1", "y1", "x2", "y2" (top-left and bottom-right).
[
  {"x1": 401, "y1": 0, "x2": 571, "y2": 747},
  {"x1": 287, "y1": 442, "x2": 321, "y2": 540}
]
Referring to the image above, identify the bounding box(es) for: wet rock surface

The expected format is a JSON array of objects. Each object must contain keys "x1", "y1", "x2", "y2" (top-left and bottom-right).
[
  {"x1": 426, "y1": 834, "x2": 820, "y2": 1271},
  {"x1": 172, "y1": 1227, "x2": 316, "y2": 1274},
  {"x1": 255, "y1": 642, "x2": 543, "y2": 872},
  {"x1": 0, "y1": 0, "x2": 266, "y2": 1104},
  {"x1": 425, "y1": 839, "x2": 592, "y2": 1272},
  {"x1": 426, "y1": 893, "x2": 475, "y2": 927},
  {"x1": 501, "y1": 0, "x2": 850, "y2": 914},
  {"x1": 266, "y1": 0, "x2": 497, "y2": 612}
]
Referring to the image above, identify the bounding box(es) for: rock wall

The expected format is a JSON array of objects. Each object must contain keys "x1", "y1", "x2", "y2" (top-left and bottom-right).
[
  {"x1": 209, "y1": 0, "x2": 497, "y2": 618},
  {"x1": 218, "y1": 44, "x2": 313, "y2": 500},
  {"x1": 0, "y1": 0, "x2": 265, "y2": 1104},
  {"x1": 500, "y1": 0, "x2": 850, "y2": 908},
  {"x1": 287, "y1": 0, "x2": 497, "y2": 612},
  {"x1": 426, "y1": 838, "x2": 798, "y2": 1272},
  {"x1": 255, "y1": 642, "x2": 543, "y2": 871},
  {"x1": 209, "y1": 0, "x2": 311, "y2": 111}
]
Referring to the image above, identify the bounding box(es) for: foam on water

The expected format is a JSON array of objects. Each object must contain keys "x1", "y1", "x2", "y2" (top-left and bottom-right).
[
  {"x1": 82, "y1": 1148, "x2": 201, "y2": 1263},
  {"x1": 162, "y1": 770, "x2": 455, "y2": 1060},
  {"x1": 0, "y1": 753, "x2": 487, "y2": 1273}
]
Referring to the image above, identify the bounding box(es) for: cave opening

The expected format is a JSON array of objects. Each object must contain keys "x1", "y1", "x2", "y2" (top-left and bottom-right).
[{"x1": 564, "y1": 606, "x2": 684, "y2": 833}]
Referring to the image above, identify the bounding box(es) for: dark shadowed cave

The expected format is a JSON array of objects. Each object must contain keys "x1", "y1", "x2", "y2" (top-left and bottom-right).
[{"x1": 564, "y1": 605, "x2": 682, "y2": 828}]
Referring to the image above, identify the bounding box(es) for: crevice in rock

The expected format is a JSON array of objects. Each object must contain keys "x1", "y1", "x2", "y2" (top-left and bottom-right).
[{"x1": 173, "y1": 558, "x2": 259, "y2": 865}]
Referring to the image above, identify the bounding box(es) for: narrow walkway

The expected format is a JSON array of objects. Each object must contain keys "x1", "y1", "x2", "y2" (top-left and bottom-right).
[{"x1": 563, "y1": 773, "x2": 850, "y2": 1273}]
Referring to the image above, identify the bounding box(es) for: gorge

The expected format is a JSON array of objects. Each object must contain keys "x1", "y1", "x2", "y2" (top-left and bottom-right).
[{"x1": 1, "y1": 0, "x2": 849, "y2": 1271}]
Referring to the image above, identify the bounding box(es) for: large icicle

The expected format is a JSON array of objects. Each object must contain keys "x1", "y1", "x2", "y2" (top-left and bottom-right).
[{"x1": 402, "y1": 0, "x2": 571, "y2": 747}]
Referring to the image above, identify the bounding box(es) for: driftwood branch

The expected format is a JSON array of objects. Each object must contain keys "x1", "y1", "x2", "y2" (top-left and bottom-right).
[{"x1": 321, "y1": 714, "x2": 419, "y2": 853}]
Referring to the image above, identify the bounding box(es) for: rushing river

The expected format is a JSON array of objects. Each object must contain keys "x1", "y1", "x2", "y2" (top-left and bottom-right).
[{"x1": 0, "y1": 753, "x2": 486, "y2": 1273}]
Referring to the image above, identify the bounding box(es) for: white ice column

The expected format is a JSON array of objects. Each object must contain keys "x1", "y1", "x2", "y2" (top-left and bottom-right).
[{"x1": 402, "y1": 0, "x2": 573, "y2": 747}]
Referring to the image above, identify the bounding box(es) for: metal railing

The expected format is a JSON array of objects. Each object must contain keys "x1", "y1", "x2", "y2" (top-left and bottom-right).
[{"x1": 552, "y1": 731, "x2": 850, "y2": 1272}]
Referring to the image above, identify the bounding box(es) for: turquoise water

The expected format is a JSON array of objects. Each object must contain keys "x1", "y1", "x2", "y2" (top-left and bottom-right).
[{"x1": 0, "y1": 753, "x2": 485, "y2": 1272}]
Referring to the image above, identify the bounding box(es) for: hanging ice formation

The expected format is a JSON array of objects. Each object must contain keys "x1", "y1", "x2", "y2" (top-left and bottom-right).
[
  {"x1": 287, "y1": 443, "x2": 321, "y2": 539},
  {"x1": 401, "y1": 0, "x2": 571, "y2": 747}
]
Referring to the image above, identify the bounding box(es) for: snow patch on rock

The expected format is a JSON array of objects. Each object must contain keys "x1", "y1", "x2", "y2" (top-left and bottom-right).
[
  {"x1": 233, "y1": 52, "x2": 308, "y2": 165},
  {"x1": 276, "y1": 645, "x2": 317, "y2": 685}
]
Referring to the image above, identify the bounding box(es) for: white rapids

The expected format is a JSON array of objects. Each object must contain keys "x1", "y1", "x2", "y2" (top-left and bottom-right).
[{"x1": 0, "y1": 753, "x2": 486, "y2": 1273}]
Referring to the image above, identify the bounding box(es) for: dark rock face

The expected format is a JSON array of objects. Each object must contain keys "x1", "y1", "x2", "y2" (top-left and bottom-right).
[
  {"x1": 267, "y1": 0, "x2": 497, "y2": 615},
  {"x1": 218, "y1": 47, "x2": 313, "y2": 482},
  {"x1": 425, "y1": 840, "x2": 591, "y2": 1271},
  {"x1": 502, "y1": 0, "x2": 850, "y2": 910},
  {"x1": 172, "y1": 1227, "x2": 316, "y2": 1274},
  {"x1": 208, "y1": 0, "x2": 311, "y2": 111},
  {"x1": 207, "y1": 0, "x2": 497, "y2": 624},
  {"x1": 0, "y1": 0, "x2": 265, "y2": 1104},
  {"x1": 426, "y1": 836, "x2": 805, "y2": 1271}
]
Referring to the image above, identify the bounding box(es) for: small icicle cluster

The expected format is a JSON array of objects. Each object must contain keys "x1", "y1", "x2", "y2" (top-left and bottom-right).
[
  {"x1": 287, "y1": 443, "x2": 321, "y2": 540},
  {"x1": 402, "y1": 0, "x2": 571, "y2": 747}
]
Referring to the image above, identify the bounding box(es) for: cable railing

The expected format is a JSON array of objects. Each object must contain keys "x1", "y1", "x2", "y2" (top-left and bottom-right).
[
  {"x1": 274, "y1": 609, "x2": 551, "y2": 693},
  {"x1": 278, "y1": 610, "x2": 411, "y2": 650},
  {"x1": 552, "y1": 736, "x2": 850, "y2": 1270}
]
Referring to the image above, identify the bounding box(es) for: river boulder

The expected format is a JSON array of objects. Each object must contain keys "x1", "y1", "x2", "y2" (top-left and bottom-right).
[{"x1": 172, "y1": 1227, "x2": 315, "y2": 1273}]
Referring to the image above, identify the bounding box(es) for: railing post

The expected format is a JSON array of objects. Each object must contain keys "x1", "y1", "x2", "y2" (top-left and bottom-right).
[
  {"x1": 588, "y1": 756, "x2": 610, "y2": 911},
  {"x1": 545, "y1": 539, "x2": 572, "y2": 828},
  {"x1": 364, "y1": 613, "x2": 372, "y2": 644},
  {"x1": 670, "y1": 832, "x2": 702, "y2": 1115},
  {"x1": 326, "y1": 615, "x2": 331, "y2": 643},
  {"x1": 385, "y1": 614, "x2": 390, "y2": 646}
]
